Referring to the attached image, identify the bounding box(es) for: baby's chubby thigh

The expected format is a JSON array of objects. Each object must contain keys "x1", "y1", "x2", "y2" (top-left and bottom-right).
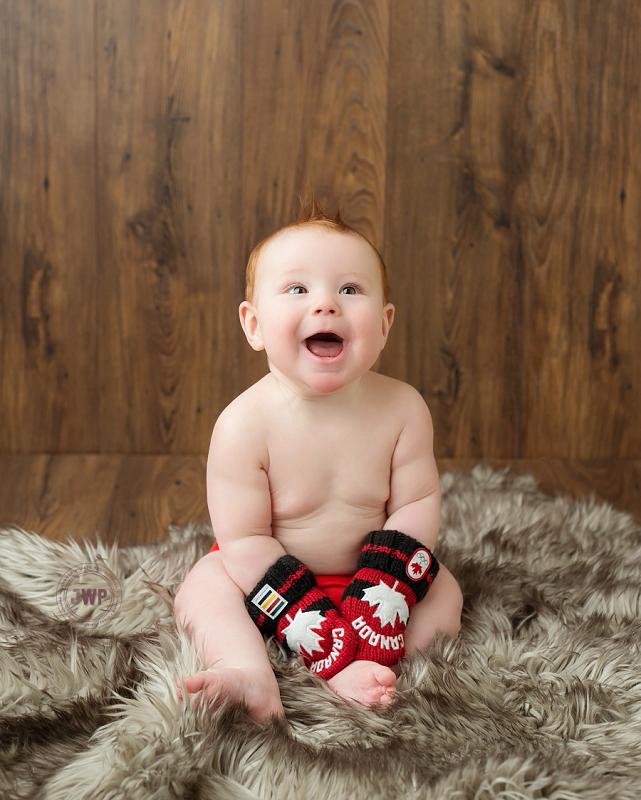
[{"x1": 403, "y1": 564, "x2": 463, "y2": 652}]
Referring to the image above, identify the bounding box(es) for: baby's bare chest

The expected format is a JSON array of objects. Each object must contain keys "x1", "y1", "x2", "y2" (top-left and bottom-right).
[{"x1": 265, "y1": 421, "x2": 396, "y2": 522}]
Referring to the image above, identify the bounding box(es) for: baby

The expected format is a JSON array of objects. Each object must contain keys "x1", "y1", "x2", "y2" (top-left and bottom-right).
[{"x1": 174, "y1": 203, "x2": 463, "y2": 723}]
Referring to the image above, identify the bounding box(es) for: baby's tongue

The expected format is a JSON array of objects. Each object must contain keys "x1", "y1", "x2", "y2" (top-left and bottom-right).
[{"x1": 306, "y1": 337, "x2": 343, "y2": 358}]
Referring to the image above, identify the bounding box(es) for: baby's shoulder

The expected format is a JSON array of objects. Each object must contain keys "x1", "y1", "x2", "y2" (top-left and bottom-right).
[
  {"x1": 224, "y1": 377, "x2": 271, "y2": 413},
  {"x1": 210, "y1": 378, "x2": 272, "y2": 451},
  {"x1": 365, "y1": 372, "x2": 429, "y2": 413},
  {"x1": 363, "y1": 373, "x2": 433, "y2": 437}
]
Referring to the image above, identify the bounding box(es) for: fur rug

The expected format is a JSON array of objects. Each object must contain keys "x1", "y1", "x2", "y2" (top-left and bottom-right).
[{"x1": 2, "y1": 466, "x2": 641, "y2": 799}]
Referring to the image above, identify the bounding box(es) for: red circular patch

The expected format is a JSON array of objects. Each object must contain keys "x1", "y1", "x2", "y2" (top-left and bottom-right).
[{"x1": 406, "y1": 549, "x2": 431, "y2": 581}]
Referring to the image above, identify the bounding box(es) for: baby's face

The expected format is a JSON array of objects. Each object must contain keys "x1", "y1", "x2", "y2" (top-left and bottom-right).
[{"x1": 239, "y1": 227, "x2": 395, "y2": 395}]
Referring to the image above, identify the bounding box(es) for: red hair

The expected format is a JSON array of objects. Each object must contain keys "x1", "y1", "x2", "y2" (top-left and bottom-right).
[{"x1": 244, "y1": 198, "x2": 391, "y2": 305}]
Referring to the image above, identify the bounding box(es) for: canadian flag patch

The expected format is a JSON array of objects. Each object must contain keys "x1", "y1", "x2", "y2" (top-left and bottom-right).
[{"x1": 406, "y1": 548, "x2": 432, "y2": 581}]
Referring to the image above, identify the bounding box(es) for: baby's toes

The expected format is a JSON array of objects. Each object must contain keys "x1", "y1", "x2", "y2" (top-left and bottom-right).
[
  {"x1": 355, "y1": 664, "x2": 393, "y2": 704},
  {"x1": 378, "y1": 685, "x2": 395, "y2": 704},
  {"x1": 372, "y1": 665, "x2": 396, "y2": 703},
  {"x1": 182, "y1": 673, "x2": 205, "y2": 694},
  {"x1": 183, "y1": 671, "x2": 220, "y2": 700},
  {"x1": 373, "y1": 664, "x2": 396, "y2": 688},
  {"x1": 368, "y1": 683, "x2": 394, "y2": 704}
]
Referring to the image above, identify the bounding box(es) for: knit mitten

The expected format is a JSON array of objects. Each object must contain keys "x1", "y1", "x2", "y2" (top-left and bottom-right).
[
  {"x1": 340, "y1": 530, "x2": 439, "y2": 665},
  {"x1": 246, "y1": 555, "x2": 357, "y2": 679}
]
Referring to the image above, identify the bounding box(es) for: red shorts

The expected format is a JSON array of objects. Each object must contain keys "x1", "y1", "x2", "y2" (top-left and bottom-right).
[{"x1": 209, "y1": 541, "x2": 350, "y2": 607}]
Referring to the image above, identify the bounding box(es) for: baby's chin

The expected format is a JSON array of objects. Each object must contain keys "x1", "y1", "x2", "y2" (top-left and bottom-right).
[
  {"x1": 267, "y1": 361, "x2": 358, "y2": 397},
  {"x1": 303, "y1": 374, "x2": 352, "y2": 394}
]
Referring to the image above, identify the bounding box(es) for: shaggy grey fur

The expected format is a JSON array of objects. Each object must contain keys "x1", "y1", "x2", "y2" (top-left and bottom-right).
[{"x1": 1, "y1": 466, "x2": 641, "y2": 799}]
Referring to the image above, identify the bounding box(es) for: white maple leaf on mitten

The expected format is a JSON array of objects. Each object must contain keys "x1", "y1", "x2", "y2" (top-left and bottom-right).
[
  {"x1": 281, "y1": 609, "x2": 325, "y2": 655},
  {"x1": 361, "y1": 581, "x2": 410, "y2": 628}
]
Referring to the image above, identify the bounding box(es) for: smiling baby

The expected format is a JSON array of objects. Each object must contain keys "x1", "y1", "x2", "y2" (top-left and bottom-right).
[{"x1": 174, "y1": 202, "x2": 463, "y2": 723}]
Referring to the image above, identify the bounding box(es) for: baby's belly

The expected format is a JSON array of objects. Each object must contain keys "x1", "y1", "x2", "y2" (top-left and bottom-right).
[{"x1": 272, "y1": 508, "x2": 387, "y2": 575}]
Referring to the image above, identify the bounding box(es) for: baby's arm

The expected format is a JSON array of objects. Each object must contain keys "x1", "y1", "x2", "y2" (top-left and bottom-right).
[
  {"x1": 339, "y1": 385, "x2": 460, "y2": 663},
  {"x1": 171, "y1": 405, "x2": 289, "y2": 722},
  {"x1": 383, "y1": 386, "x2": 462, "y2": 641},
  {"x1": 383, "y1": 385, "x2": 441, "y2": 547},
  {"x1": 206, "y1": 406, "x2": 284, "y2": 591}
]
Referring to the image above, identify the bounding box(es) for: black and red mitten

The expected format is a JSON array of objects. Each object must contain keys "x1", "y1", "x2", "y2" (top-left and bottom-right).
[
  {"x1": 245, "y1": 555, "x2": 357, "y2": 680},
  {"x1": 340, "y1": 530, "x2": 439, "y2": 666}
]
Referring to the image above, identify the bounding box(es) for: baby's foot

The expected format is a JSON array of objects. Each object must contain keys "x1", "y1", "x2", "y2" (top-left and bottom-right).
[
  {"x1": 176, "y1": 667, "x2": 284, "y2": 724},
  {"x1": 327, "y1": 660, "x2": 396, "y2": 707}
]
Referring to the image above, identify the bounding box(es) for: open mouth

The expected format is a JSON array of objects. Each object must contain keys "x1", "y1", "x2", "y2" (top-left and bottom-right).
[{"x1": 304, "y1": 332, "x2": 345, "y2": 359}]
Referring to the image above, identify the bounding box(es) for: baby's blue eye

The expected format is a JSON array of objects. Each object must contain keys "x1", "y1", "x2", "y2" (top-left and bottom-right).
[
  {"x1": 287, "y1": 285, "x2": 307, "y2": 294},
  {"x1": 339, "y1": 285, "x2": 358, "y2": 295}
]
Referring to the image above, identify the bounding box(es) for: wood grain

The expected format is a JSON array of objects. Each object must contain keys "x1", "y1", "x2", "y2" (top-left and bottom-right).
[
  {"x1": 96, "y1": 0, "x2": 243, "y2": 452},
  {"x1": 439, "y1": 457, "x2": 641, "y2": 523},
  {"x1": 1, "y1": 0, "x2": 639, "y2": 460},
  {"x1": 382, "y1": 0, "x2": 523, "y2": 458},
  {"x1": 514, "y1": 0, "x2": 641, "y2": 457},
  {"x1": 0, "y1": 455, "x2": 208, "y2": 545},
  {"x1": 0, "y1": 0, "x2": 98, "y2": 452},
  {"x1": 241, "y1": 0, "x2": 388, "y2": 247},
  {"x1": 544, "y1": 460, "x2": 641, "y2": 518},
  {"x1": 98, "y1": 455, "x2": 208, "y2": 545},
  {"x1": 0, "y1": 455, "x2": 120, "y2": 540}
]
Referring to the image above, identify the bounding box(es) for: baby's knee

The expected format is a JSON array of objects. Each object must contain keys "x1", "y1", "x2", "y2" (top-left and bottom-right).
[
  {"x1": 174, "y1": 551, "x2": 227, "y2": 620},
  {"x1": 444, "y1": 598, "x2": 463, "y2": 638},
  {"x1": 440, "y1": 567, "x2": 464, "y2": 636}
]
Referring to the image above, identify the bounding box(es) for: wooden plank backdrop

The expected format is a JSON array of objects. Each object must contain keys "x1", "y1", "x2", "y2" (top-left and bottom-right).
[
  {"x1": 1, "y1": 0, "x2": 639, "y2": 459},
  {"x1": 0, "y1": 0, "x2": 98, "y2": 452}
]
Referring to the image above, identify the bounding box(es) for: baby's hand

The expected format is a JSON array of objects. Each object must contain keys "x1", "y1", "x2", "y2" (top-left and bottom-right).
[{"x1": 175, "y1": 667, "x2": 284, "y2": 724}]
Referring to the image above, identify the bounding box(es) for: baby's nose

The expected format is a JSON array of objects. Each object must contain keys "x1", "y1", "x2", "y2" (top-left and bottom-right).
[
  {"x1": 309, "y1": 288, "x2": 340, "y2": 316},
  {"x1": 312, "y1": 294, "x2": 339, "y2": 314}
]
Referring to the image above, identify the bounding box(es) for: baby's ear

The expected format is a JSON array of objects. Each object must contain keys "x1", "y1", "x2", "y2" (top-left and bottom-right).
[
  {"x1": 381, "y1": 303, "x2": 395, "y2": 342},
  {"x1": 239, "y1": 301, "x2": 265, "y2": 351}
]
